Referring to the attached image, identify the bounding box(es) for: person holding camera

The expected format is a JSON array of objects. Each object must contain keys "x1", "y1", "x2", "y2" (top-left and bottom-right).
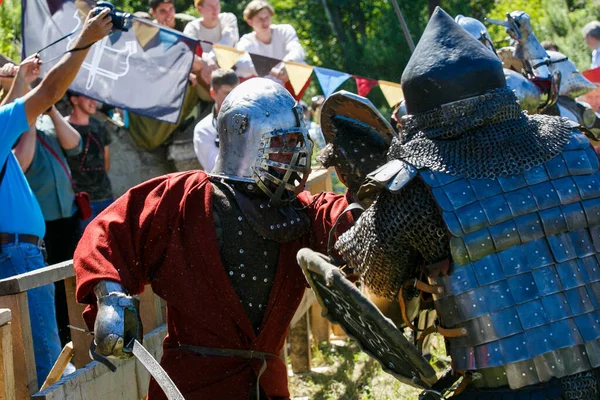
[
  {"x1": 0, "y1": 8, "x2": 112, "y2": 385},
  {"x1": 65, "y1": 93, "x2": 114, "y2": 233}
]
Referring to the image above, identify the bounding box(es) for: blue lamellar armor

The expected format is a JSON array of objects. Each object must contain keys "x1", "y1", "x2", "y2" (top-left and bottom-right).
[{"x1": 422, "y1": 131, "x2": 600, "y2": 388}]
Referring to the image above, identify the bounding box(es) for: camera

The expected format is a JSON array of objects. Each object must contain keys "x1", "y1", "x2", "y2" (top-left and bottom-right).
[{"x1": 93, "y1": 1, "x2": 133, "y2": 32}]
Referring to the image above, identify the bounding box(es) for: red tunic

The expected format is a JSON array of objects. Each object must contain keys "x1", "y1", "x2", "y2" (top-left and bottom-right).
[{"x1": 74, "y1": 171, "x2": 350, "y2": 400}]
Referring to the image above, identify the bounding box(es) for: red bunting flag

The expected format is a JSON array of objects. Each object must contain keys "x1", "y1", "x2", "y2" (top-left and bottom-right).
[
  {"x1": 354, "y1": 76, "x2": 378, "y2": 97},
  {"x1": 583, "y1": 67, "x2": 600, "y2": 84}
]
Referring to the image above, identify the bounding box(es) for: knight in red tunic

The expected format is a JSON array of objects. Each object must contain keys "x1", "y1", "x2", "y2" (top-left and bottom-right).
[{"x1": 73, "y1": 78, "x2": 352, "y2": 399}]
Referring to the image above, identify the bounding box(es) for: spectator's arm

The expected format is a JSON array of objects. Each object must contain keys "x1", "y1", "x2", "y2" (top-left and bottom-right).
[
  {"x1": 12, "y1": 124, "x2": 37, "y2": 173},
  {"x1": 218, "y1": 13, "x2": 239, "y2": 48},
  {"x1": 281, "y1": 25, "x2": 305, "y2": 63},
  {"x1": 234, "y1": 38, "x2": 256, "y2": 78},
  {"x1": 21, "y1": 9, "x2": 112, "y2": 125},
  {"x1": 104, "y1": 145, "x2": 110, "y2": 172},
  {"x1": 48, "y1": 106, "x2": 81, "y2": 151}
]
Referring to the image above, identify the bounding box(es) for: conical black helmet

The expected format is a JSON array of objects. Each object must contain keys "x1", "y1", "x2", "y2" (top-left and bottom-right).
[{"x1": 401, "y1": 7, "x2": 506, "y2": 114}]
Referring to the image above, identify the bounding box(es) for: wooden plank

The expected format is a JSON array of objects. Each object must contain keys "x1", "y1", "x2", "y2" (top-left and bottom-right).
[
  {"x1": 32, "y1": 325, "x2": 168, "y2": 400},
  {"x1": 39, "y1": 342, "x2": 74, "y2": 391},
  {"x1": 64, "y1": 277, "x2": 92, "y2": 369},
  {"x1": 310, "y1": 302, "x2": 330, "y2": 343},
  {"x1": 0, "y1": 292, "x2": 37, "y2": 396},
  {"x1": 306, "y1": 168, "x2": 332, "y2": 194},
  {"x1": 0, "y1": 261, "x2": 74, "y2": 296},
  {"x1": 138, "y1": 286, "x2": 161, "y2": 334},
  {"x1": 0, "y1": 319, "x2": 14, "y2": 400},
  {"x1": 289, "y1": 313, "x2": 311, "y2": 373},
  {"x1": 0, "y1": 309, "x2": 11, "y2": 327}
]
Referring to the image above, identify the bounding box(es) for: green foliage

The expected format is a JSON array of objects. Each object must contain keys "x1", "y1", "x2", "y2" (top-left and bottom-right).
[{"x1": 0, "y1": 0, "x2": 22, "y2": 62}]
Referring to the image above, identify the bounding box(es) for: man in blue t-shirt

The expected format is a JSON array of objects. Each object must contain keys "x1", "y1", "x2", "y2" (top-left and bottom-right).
[{"x1": 0, "y1": 10, "x2": 112, "y2": 386}]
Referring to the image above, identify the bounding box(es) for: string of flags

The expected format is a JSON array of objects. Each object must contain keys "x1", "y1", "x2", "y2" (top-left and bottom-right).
[{"x1": 212, "y1": 44, "x2": 404, "y2": 107}]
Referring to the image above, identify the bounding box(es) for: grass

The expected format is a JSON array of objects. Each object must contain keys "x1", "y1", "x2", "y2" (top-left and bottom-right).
[{"x1": 288, "y1": 335, "x2": 449, "y2": 400}]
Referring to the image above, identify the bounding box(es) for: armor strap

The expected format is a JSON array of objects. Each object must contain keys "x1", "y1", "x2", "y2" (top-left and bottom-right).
[
  {"x1": 418, "y1": 321, "x2": 468, "y2": 351},
  {"x1": 398, "y1": 279, "x2": 445, "y2": 332}
]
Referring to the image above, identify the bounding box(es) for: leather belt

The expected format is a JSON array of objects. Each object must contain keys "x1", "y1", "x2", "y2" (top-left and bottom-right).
[
  {"x1": 0, "y1": 233, "x2": 42, "y2": 246},
  {"x1": 178, "y1": 344, "x2": 278, "y2": 399}
]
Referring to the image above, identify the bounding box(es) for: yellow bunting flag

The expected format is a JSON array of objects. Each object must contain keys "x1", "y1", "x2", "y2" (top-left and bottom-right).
[
  {"x1": 378, "y1": 80, "x2": 404, "y2": 107},
  {"x1": 213, "y1": 44, "x2": 245, "y2": 72},
  {"x1": 284, "y1": 61, "x2": 314, "y2": 96},
  {"x1": 132, "y1": 21, "x2": 159, "y2": 49}
]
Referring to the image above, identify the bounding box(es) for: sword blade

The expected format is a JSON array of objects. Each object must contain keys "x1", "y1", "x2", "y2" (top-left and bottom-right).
[{"x1": 131, "y1": 339, "x2": 185, "y2": 400}]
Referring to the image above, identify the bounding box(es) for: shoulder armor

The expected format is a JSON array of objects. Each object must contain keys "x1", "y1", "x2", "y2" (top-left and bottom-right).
[{"x1": 356, "y1": 159, "x2": 417, "y2": 200}]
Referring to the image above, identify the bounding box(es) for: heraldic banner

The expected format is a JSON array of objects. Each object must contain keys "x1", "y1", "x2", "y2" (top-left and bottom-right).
[{"x1": 22, "y1": 0, "x2": 196, "y2": 123}]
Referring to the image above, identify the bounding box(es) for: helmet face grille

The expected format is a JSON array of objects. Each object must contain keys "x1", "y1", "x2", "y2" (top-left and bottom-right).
[{"x1": 254, "y1": 125, "x2": 313, "y2": 207}]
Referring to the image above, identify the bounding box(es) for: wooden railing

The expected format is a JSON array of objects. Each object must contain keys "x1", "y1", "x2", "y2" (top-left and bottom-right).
[{"x1": 0, "y1": 168, "x2": 342, "y2": 399}]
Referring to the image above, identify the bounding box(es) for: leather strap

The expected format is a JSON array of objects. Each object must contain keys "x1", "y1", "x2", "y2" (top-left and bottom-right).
[
  {"x1": 398, "y1": 279, "x2": 444, "y2": 331},
  {"x1": 418, "y1": 322, "x2": 467, "y2": 351},
  {"x1": 36, "y1": 133, "x2": 74, "y2": 185},
  {"x1": 0, "y1": 233, "x2": 41, "y2": 245}
]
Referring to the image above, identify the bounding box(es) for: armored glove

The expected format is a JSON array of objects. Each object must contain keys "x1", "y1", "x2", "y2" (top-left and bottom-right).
[{"x1": 93, "y1": 280, "x2": 142, "y2": 359}]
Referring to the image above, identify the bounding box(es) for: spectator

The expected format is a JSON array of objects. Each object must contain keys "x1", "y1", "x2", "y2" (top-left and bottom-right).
[
  {"x1": 11, "y1": 104, "x2": 82, "y2": 348},
  {"x1": 236, "y1": 0, "x2": 305, "y2": 86},
  {"x1": 193, "y1": 69, "x2": 238, "y2": 172},
  {"x1": 183, "y1": 0, "x2": 239, "y2": 65},
  {"x1": 541, "y1": 40, "x2": 559, "y2": 52},
  {"x1": 0, "y1": 9, "x2": 111, "y2": 384},
  {"x1": 65, "y1": 93, "x2": 113, "y2": 233},
  {"x1": 149, "y1": 0, "x2": 187, "y2": 31},
  {"x1": 584, "y1": 21, "x2": 600, "y2": 69}
]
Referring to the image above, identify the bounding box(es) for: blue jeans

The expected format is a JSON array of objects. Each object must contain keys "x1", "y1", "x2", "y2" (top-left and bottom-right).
[
  {"x1": 79, "y1": 198, "x2": 114, "y2": 233},
  {"x1": 0, "y1": 240, "x2": 62, "y2": 385}
]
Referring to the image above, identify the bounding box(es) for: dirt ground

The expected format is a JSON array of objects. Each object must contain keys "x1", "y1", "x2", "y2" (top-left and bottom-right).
[{"x1": 287, "y1": 337, "x2": 449, "y2": 400}]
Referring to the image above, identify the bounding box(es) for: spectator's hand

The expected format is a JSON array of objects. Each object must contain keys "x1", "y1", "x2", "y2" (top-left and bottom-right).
[
  {"x1": 0, "y1": 63, "x2": 18, "y2": 78},
  {"x1": 76, "y1": 9, "x2": 113, "y2": 48},
  {"x1": 188, "y1": 72, "x2": 198, "y2": 88},
  {"x1": 199, "y1": 63, "x2": 216, "y2": 86},
  {"x1": 269, "y1": 67, "x2": 289, "y2": 84},
  {"x1": 17, "y1": 54, "x2": 42, "y2": 85}
]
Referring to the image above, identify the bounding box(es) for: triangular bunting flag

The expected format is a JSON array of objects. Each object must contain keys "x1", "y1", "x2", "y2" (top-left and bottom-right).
[
  {"x1": 583, "y1": 67, "x2": 600, "y2": 84},
  {"x1": 213, "y1": 44, "x2": 245, "y2": 72},
  {"x1": 354, "y1": 76, "x2": 378, "y2": 97},
  {"x1": 284, "y1": 61, "x2": 314, "y2": 96},
  {"x1": 378, "y1": 80, "x2": 404, "y2": 107},
  {"x1": 248, "y1": 53, "x2": 281, "y2": 77},
  {"x1": 132, "y1": 19, "x2": 159, "y2": 49},
  {"x1": 159, "y1": 28, "x2": 179, "y2": 52},
  {"x1": 313, "y1": 67, "x2": 351, "y2": 97}
]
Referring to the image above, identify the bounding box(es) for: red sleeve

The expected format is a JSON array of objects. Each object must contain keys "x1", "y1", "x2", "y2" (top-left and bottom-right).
[
  {"x1": 74, "y1": 171, "x2": 204, "y2": 329},
  {"x1": 298, "y1": 190, "x2": 353, "y2": 255}
]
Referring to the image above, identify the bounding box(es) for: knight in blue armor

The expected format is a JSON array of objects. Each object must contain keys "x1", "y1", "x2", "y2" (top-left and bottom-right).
[{"x1": 335, "y1": 7, "x2": 600, "y2": 399}]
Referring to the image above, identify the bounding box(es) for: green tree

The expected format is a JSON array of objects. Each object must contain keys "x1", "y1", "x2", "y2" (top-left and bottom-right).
[{"x1": 0, "y1": 0, "x2": 22, "y2": 62}]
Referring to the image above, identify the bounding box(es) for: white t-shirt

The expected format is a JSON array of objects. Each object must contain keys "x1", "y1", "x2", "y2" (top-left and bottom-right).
[
  {"x1": 592, "y1": 46, "x2": 600, "y2": 69},
  {"x1": 183, "y1": 12, "x2": 239, "y2": 62},
  {"x1": 193, "y1": 113, "x2": 219, "y2": 172},
  {"x1": 235, "y1": 24, "x2": 305, "y2": 82}
]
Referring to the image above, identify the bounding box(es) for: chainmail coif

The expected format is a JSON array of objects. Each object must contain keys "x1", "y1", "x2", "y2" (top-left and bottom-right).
[
  {"x1": 389, "y1": 88, "x2": 573, "y2": 179},
  {"x1": 335, "y1": 178, "x2": 449, "y2": 300}
]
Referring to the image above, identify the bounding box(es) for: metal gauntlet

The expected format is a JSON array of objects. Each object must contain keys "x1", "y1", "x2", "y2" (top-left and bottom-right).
[{"x1": 93, "y1": 280, "x2": 142, "y2": 359}]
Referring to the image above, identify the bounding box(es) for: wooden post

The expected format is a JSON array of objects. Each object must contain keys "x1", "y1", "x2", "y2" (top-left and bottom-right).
[
  {"x1": 310, "y1": 302, "x2": 330, "y2": 343},
  {"x1": 0, "y1": 309, "x2": 14, "y2": 400},
  {"x1": 64, "y1": 276, "x2": 92, "y2": 368},
  {"x1": 0, "y1": 293, "x2": 37, "y2": 397},
  {"x1": 138, "y1": 286, "x2": 163, "y2": 334},
  {"x1": 39, "y1": 342, "x2": 74, "y2": 391},
  {"x1": 289, "y1": 313, "x2": 311, "y2": 373}
]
